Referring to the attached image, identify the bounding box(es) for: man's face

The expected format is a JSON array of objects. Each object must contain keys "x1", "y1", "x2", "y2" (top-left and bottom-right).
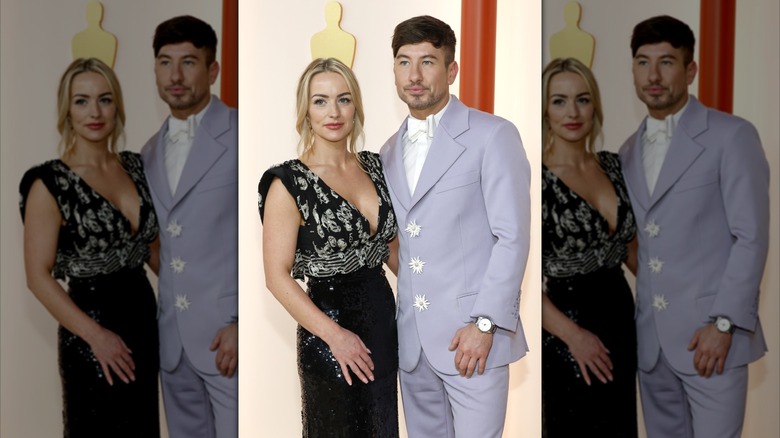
[
  {"x1": 155, "y1": 42, "x2": 219, "y2": 119},
  {"x1": 393, "y1": 42, "x2": 458, "y2": 119},
  {"x1": 632, "y1": 42, "x2": 696, "y2": 119}
]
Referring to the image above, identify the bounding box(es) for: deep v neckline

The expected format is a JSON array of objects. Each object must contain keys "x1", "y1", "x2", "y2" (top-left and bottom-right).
[
  {"x1": 56, "y1": 157, "x2": 144, "y2": 237},
  {"x1": 543, "y1": 161, "x2": 623, "y2": 237},
  {"x1": 294, "y1": 158, "x2": 383, "y2": 239}
]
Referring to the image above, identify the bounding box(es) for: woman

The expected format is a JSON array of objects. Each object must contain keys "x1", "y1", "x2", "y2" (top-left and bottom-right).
[
  {"x1": 258, "y1": 58, "x2": 399, "y2": 437},
  {"x1": 541, "y1": 57, "x2": 638, "y2": 437},
  {"x1": 20, "y1": 58, "x2": 160, "y2": 437}
]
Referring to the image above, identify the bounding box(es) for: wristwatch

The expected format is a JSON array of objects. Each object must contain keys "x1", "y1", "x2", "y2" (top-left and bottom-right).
[
  {"x1": 714, "y1": 316, "x2": 736, "y2": 334},
  {"x1": 475, "y1": 316, "x2": 497, "y2": 334}
]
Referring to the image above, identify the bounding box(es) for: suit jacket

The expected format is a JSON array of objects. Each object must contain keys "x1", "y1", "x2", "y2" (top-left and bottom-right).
[
  {"x1": 380, "y1": 96, "x2": 530, "y2": 374},
  {"x1": 619, "y1": 96, "x2": 769, "y2": 374},
  {"x1": 141, "y1": 96, "x2": 238, "y2": 374}
]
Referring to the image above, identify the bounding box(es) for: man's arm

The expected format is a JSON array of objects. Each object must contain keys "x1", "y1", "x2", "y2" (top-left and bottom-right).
[{"x1": 449, "y1": 119, "x2": 530, "y2": 377}]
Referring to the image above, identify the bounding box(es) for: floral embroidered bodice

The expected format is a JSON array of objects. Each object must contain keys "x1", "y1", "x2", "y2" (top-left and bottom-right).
[
  {"x1": 258, "y1": 151, "x2": 397, "y2": 280},
  {"x1": 542, "y1": 151, "x2": 636, "y2": 278},
  {"x1": 19, "y1": 151, "x2": 159, "y2": 279}
]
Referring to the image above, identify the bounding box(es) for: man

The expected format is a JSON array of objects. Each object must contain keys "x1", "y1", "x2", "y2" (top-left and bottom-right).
[
  {"x1": 619, "y1": 15, "x2": 769, "y2": 438},
  {"x1": 379, "y1": 15, "x2": 530, "y2": 437},
  {"x1": 141, "y1": 15, "x2": 238, "y2": 438}
]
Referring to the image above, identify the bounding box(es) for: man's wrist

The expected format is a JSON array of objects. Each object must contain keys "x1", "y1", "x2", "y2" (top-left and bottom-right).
[
  {"x1": 475, "y1": 316, "x2": 497, "y2": 334},
  {"x1": 713, "y1": 316, "x2": 736, "y2": 334}
]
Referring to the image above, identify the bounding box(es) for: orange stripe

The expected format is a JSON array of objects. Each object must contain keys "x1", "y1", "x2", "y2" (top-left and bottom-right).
[
  {"x1": 460, "y1": 0, "x2": 497, "y2": 113},
  {"x1": 698, "y1": 0, "x2": 735, "y2": 113},
  {"x1": 221, "y1": 0, "x2": 238, "y2": 108}
]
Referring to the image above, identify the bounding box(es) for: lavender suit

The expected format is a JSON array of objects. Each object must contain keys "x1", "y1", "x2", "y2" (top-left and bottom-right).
[
  {"x1": 141, "y1": 96, "x2": 238, "y2": 438},
  {"x1": 619, "y1": 96, "x2": 769, "y2": 438},
  {"x1": 380, "y1": 96, "x2": 530, "y2": 437}
]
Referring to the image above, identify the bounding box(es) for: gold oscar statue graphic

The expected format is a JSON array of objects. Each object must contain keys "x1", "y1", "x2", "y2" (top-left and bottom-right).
[
  {"x1": 310, "y1": 1, "x2": 356, "y2": 68},
  {"x1": 72, "y1": 1, "x2": 117, "y2": 68},
  {"x1": 549, "y1": 1, "x2": 595, "y2": 68}
]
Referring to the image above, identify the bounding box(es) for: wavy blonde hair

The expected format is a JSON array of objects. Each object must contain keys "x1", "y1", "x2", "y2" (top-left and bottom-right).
[
  {"x1": 542, "y1": 57, "x2": 603, "y2": 159},
  {"x1": 57, "y1": 58, "x2": 126, "y2": 157},
  {"x1": 295, "y1": 58, "x2": 365, "y2": 161}
]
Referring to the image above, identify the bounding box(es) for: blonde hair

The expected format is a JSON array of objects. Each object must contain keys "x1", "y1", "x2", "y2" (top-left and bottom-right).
[
  {"x1": 57, "y1": 58, "x2": 126, "y2": 157},
  {"x1": 295, "y1": 58, "x2": 365, "y2": 160},
  {"x1": 542, "y1": 57, "x2": 604, "y2": 159}
]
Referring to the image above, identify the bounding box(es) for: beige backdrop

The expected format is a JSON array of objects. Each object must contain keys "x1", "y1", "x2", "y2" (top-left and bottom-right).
[
  {"x1": 543, "y1": 1, "x2": 780, "y2": 437},
  {"x1": 238, "y1": 0, "x2": 541, "y2": 436},
  {"x1": 0, "y1": 1, "x2": 222, "y2": 437}
]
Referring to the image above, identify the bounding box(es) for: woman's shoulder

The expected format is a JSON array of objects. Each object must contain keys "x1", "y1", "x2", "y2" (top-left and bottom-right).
[
  {"x1": 596, "y1": 150, "x2": 621, "y2": 169},
  {"x1": 20, "y1": 159, "x2": 67, "y2": 190},
  {"x1": 358, "y1": 150, "x2": 383, "y2": 172},
  {"x1": 118, "y1": 150, "x2": 144, "y2": 171}
]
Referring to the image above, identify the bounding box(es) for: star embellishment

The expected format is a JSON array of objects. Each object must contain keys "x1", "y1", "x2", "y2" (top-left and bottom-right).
[
  {"x1": 405, "y1": 220, "x2": 422, "y2": 238},
  {"x1": 648, "y1": 257, "x2": 664, "y2": 274},
  {"x1": 166, "y1": 220, "x2": 183, "y2": 237},
  {"x1": 644, "y1": 220, "x2": 660, "y2": 237},
  {"x1": 652, "y1": 294, "x2": 669, "y2": 311},
  {"x1": 409, "y1": 257, "x2": 426, "y2": 274},
  {"x1": 413, "y1": 294, "x2": 430, "y2": 312},
  {"x1": 170, "y1": 257, "x2": 187, "y2": 274},
  {"x1": 174, "y1": 294, "x2": 191, "y2": 312}
]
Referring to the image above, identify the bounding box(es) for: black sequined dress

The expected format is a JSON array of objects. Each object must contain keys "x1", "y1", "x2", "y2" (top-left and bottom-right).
[
  {"x1": 542, "y1": 152, "x2": 638, "y2": 437},
  {"x1": 20, "y1": 152, "x2": 160, "y2": 438},
  {"x1": 259, "y1": 152, "x2": 399, "y2": 437}
]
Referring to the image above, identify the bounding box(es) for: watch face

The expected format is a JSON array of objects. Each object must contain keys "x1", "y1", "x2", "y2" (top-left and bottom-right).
[
  {"x1": 717, "y1": 318, "x2": 731, "y2": 332},
  {"x1": 478, "y1": 319, "x2": 490, "y2": 331}
]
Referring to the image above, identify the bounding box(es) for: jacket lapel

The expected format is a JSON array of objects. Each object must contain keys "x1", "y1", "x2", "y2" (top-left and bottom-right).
[
  {"x1": 171, "y1": 98, "x2": 229, "y2": 207},
  {"x1": 648, "y1": 97, "x2": 707, "y2": 208},
  {"x1": 622, "y1": 122, "x2": 651, "y2": 211},
  {"x1": 145, "y1": 126, "x2": 174, "y2": 210},
  {"x1": 409, "y1": 96, "x2": 468, "y2": 208},
  {"x1": 383, "y1": 121, "x2": 412, "y2": 211}
]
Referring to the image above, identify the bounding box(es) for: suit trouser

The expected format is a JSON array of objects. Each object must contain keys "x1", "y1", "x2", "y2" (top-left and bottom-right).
[
  {"x1": 639, "y1": 351, "x2": 747, "y2": 438},
  {"x1": 399, "y1": 349, "x2": 509, "y2": 438},
  {"x1": 161, "y1": 351, "x2": 238, "y2": 438}
]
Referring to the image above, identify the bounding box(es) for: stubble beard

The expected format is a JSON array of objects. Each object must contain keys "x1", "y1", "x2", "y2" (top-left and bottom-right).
[
  {"x1": 160, "y1": 86, "x2": 208, "y2": 112},
  {"x1": 401, "y1": 89, "x2": 444, "y2": 112},
  {"x1": 639, "y1": 87, "x2": 684, "y2": 113}
]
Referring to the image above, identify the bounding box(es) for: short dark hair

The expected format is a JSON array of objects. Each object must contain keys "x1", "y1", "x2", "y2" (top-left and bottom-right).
[
  {"x1": 392, "y1": 15, "x2": 457, "y2": 66},
  {"x1": 631, "y1": 15, "x2": 695, "y2": 65},
  {"x1": 153, "y1": 15, "x2": 218, "y2": 65}
]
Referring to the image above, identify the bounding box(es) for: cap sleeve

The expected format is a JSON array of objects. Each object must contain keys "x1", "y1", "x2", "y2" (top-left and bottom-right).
[
  {"x1": 19, "y1": 163, "x2": 57, "y2": 222},
  {"x1": 257, "y1": 163, "x2": 296, "y2": 222}
]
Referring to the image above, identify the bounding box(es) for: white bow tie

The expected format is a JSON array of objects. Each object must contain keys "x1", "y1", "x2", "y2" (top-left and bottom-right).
[
  {"x1": 644, "y1": 115, "x2": 675, "y2": 144},
  {"x1": 407, "y1": 115, "x2": 436, "y2": 142},
  {"x1": 168, "y1": 115, "x2": 197, "y2": 144}
]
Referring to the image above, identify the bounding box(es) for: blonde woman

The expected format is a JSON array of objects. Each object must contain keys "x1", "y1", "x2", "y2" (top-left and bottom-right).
[
  {"x1": 541, "y1": 57, "x2": 638, "y2": 437},
  {"x1": 20, "y1": 58, "x2": 160, "y2": 437},
  {"x1": 259, "y1": 58, "x2": 399, "y2": 437}
]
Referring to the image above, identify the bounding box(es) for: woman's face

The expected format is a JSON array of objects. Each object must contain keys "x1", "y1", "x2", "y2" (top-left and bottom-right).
[
  {"x1": 546, "y1": 71, "x2": 594, "y2": 146},
  {"x1": 307, "y1": 71, "x2": 355, "y2": 147},
  {"x1": 69, "y1": 71, "x2": 116, "y2": 146}
]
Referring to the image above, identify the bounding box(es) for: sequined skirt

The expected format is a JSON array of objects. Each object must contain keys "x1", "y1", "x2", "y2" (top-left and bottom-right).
[
  {"x1": 542, "y1": 266, "x2": 637, "y2": 438},
  {"x1": 60, "y1": 267, "x2": 160, "y2": 438},
  {"x1": 300, "y1": 265, "x2": 399, "y2": 437}
]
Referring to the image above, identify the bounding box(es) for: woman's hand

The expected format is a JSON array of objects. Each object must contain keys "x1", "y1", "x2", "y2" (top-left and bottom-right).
[
  {"x1": 86, "y1": 327, "x2": 136, "y2": 386},
  {"x1": 326, "y1": 327, "x2": 374, "y2": 386},
  {"x1": 566, "y1": 327, "x2": 613, "y2": 386}
]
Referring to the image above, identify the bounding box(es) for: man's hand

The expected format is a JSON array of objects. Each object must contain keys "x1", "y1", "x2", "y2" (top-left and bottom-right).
[
  {"x1": 688, "y1": 324, "x2": 732, "y2": 378},
  {"x1": 448, "y1": 323, "x2": 494, "y2": 378},
  {"x1": 210, "y1": 323, "x2": 238, "y2": 377}
]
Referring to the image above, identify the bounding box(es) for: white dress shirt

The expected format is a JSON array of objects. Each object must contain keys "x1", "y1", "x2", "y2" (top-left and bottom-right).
[
  {"x1": 642, "y1": 98, "x2": 689, "y2": 195},
  {"x1": 402, "y1": 98, "x2": 451, "y2": 195},
  {"x1": 164, "y1": 97, "x2": 211, "y2": 194}
]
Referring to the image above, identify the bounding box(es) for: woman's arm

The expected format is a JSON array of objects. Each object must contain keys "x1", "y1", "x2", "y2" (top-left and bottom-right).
[
  {"x1": 262, "y1": 178, "x2": 374, "y2": 385},
  {"x1": 625, "y1": 235, "x2": 638, "y2": 276},
  {"x1": 542, "y1": 288, "x2": 613, "y2": 385},
  {"x1": 385, "y1": 235, "x2": 399, "y2": 276},
  {"x1": 147, "y1": 235, "x2": 160, "y2": 276},
  {"x1": 23, "y1": 179, "x2": 135, "y2": 386}
]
